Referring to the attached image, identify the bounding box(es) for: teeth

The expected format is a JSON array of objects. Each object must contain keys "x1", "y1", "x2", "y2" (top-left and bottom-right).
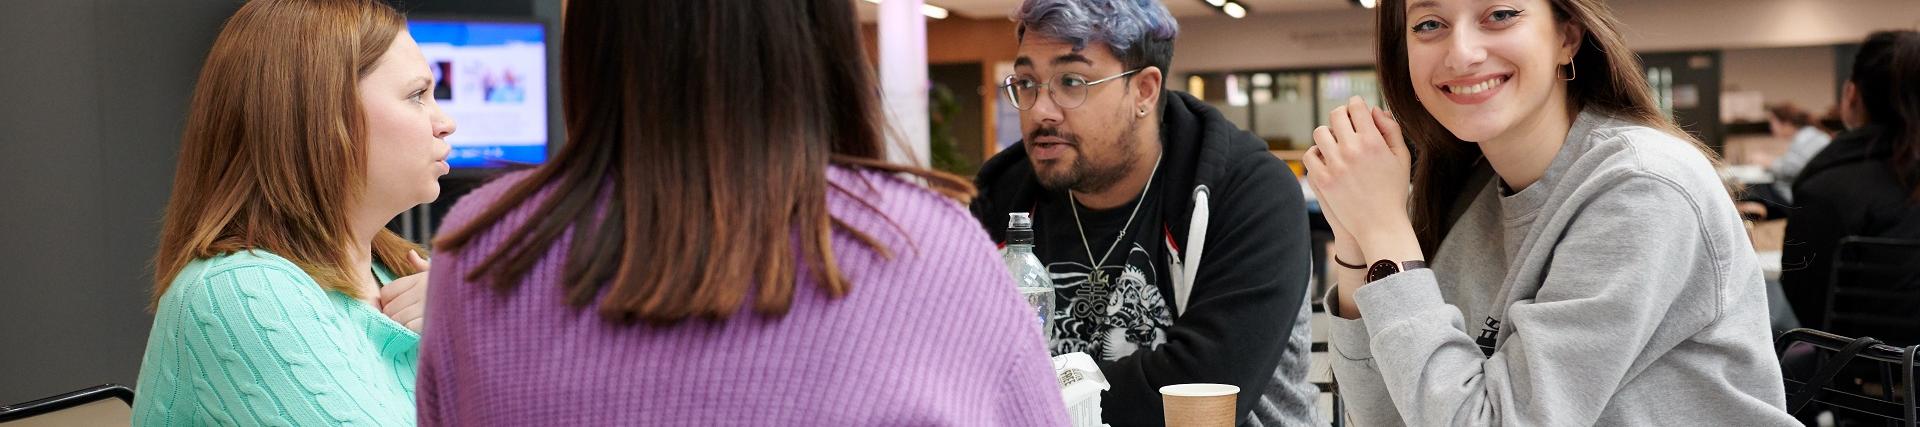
[{"x1": 1449, "y1": 77, "x2": 1504, "y2": 95}]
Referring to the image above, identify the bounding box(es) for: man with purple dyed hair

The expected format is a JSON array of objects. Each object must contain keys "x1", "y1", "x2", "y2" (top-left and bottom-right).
[{"x1": 970, "y1": 0, "x2": 1317, "y2": 425}]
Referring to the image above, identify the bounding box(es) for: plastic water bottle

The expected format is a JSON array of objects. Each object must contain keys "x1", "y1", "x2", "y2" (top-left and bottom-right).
[{"x1": 1003, "y1": 212, "x2": 1056, "y2": 345}]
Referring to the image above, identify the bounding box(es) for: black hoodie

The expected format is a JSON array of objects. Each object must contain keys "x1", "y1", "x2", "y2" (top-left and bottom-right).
[
  {"x1": 1782, "y1": 125, "x2": 1920, "y2": 344},
  {"x1": 972, "y1": 91, "x2": 1313, "y2": 425}
]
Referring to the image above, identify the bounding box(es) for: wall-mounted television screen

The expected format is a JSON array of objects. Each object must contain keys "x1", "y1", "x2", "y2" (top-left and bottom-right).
[{"x1": 408, "y1": 19, "x2": 548, "y2": 168}]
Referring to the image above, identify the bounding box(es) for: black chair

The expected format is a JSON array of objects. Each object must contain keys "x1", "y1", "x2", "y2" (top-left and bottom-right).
[
  {"x1": 1823, "y1": 236, "x2": 1920, "y2": 347},
  {"x1": 1776, "y1": 328, "x2": 1919, "y2": 426},
  {"x1": 0, "y1": 384, "x2": 134, "y2": 426}
]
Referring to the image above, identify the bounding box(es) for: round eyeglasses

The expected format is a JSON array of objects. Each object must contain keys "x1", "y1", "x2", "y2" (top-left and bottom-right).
[{"x1": 1000, "y1": 68, "x2": 1141, "y2": 111}]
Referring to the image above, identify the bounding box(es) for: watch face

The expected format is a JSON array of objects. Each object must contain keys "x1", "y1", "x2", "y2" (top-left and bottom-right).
[{"x1": 1366, "y1": 260, "x2": 1400, "y2": 283}]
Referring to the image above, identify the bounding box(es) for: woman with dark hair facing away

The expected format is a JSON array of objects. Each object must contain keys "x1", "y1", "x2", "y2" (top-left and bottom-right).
[
  {"x1": 415, "y1": 0, "x2": 1068, "y2": 425},
  {"x1": 1301, "y1": 0, "x2": 1796, "y2": 424},
  {"x1": 1782, "y1": 30, "x2": 1920, "y2": 345}
]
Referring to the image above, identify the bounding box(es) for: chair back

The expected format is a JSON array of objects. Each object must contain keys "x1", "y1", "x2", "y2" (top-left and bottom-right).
[
  {"x1": 1776, "y1": 328, "x2": 1919, "y2": 426},
  {"x1": 1823, "y1": 236, "x2": 1920, "y2": 346},
  {"x1": 0, "y1": 384, "x2": 134, "y2": 427}
]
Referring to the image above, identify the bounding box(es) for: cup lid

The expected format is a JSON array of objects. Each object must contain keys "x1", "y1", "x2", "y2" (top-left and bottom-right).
[{"x1": 1159, "y1": 383, "x2": 1240, "y2": 397}]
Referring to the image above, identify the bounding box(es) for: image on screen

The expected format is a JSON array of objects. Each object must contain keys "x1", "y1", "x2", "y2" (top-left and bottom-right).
[{"x1": 408, "y1": 19, "x2": 548, "y2": 168}]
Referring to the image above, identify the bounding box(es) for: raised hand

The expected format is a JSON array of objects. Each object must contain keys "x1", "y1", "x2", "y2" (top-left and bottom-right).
[{"x1": 380, "y1": 250, "x2": 432, "y2": 334}]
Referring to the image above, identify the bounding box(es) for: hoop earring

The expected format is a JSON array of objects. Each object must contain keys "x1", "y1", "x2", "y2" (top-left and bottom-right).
[{"x1": 1561, "y1": 59, "x2": 1577, "y2": 81}]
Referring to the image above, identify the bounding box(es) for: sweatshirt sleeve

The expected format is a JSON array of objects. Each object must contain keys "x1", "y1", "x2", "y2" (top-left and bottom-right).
[
  {"x1": 1325, "y1": 286, "x2": 1410, "y2": 427},
  {"x1": 1349, "y1": 173, "x2": 1720, "y2": 426},
  {"x1": 168, "y1": 265, "x2": 416, "y2": 426},
  {"x1": 1096, "y1": 153, "x2": 1312, "y2": 424},
  {"x1": 994, "y1": 320, "x2": 1075, "y2": 427},
  {"x1": 1768, "y1": 130, "x2": 1830, "y2": 185}
]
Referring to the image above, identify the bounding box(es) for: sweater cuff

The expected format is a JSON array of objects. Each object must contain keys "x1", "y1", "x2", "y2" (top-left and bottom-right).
[
  {"x1": 1353, "y1": 268, "x2": 1446, "y2": 339},
  {"x1": 1323, "y1": 289, "x2": 1375, "y2": 360}
]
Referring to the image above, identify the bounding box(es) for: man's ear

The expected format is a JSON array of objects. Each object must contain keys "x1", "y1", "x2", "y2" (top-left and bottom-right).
[{"x1": 1134, "y1": 66, "x2": 1164, "y2": 115}]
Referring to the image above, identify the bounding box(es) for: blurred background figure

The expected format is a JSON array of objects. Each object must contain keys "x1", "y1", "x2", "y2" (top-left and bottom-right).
[
  {"x1": 1737, "y1": 103, "x2": 1832, "y2": 220},
  {"x1": 1781, "y1": 30, "x2": 1920, "y2": 345}
]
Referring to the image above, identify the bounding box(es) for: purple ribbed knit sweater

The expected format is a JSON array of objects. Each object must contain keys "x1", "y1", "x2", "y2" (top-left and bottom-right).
[{"x1": 417, "y1": 166, "x2": 1069, "y2": 426}]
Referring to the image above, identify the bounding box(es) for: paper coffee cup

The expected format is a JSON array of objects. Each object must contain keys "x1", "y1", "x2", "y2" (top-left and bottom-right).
[{"x1": 1160, "y1": 383, "x2": 1239, "y2": 427}]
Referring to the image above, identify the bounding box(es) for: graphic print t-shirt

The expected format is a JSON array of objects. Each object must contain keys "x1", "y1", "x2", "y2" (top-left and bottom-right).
[{"x1": 1029, "y1": 186, "x2": 1175, "y2": 361}]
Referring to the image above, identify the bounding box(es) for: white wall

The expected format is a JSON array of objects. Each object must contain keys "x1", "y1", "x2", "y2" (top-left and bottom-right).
[
  {"x1": 1611, "y1": 0, "x2": 1920, "y2": 52},
  {"x1": 1723, "y1": 46, "x2": 1838, "y2": 114},
  {"x1": 1172, "y1": 8, "x2": 1376, "y2": 75},
  {"x1": 1169, "y1": 0, "x2": 1920, "y2": 74}
]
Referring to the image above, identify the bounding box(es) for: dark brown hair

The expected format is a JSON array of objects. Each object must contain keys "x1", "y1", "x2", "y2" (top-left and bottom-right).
[
  {"x1": 1847, "y1": 30, "x2": 1920, "y2": 200},
  {"x1": 154, "y1": 0, "x2": 422, "y2": 308},
  {"x1": 434, "y1": 0, "x2": 973, "y2": 324},
  {"x1": 1376, "y1": 0, "x2": 1719, "y2": 257}
]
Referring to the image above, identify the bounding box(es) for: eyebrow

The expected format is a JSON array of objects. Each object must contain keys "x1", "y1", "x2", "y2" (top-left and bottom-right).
[
  {"x1": 1408, "y1": 0, "x2": 1440, "y2": 12},
  {"x1": 408, "y1": 76, "x2": 431, "y2": 88},
  {"x1": 1014, "y1": 52, "x2": 1097, "y2": 69},
  {"x1": 1051, "y1": 53, "x2": 1093, "y2": 67}
]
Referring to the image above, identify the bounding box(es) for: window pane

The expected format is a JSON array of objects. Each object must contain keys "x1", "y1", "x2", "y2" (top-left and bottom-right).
[
  {"x1": 1318, "y1": 69, "x2": 1382, "y2": 113},
  {"x1": 1252, "y1": 72, "x2": 1315, "y2": 150}
]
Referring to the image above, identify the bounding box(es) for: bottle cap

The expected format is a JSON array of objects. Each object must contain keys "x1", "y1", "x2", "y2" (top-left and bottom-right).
[{"x1": 1008, "y1": 212, "x2": 1032, "y2": 229}]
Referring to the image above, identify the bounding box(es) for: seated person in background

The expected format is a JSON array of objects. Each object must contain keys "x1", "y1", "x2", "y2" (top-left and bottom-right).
[
  {"x1": 134, "y1": 0, "x2": 454, "y2": 424},
  {"x1": 1305, "y1": 0, "x2": 1795, "y2": 424},
  {"x1": 971, "y1": 0, "x2": 1317, "y2": 424},
  {"x1": 1740, "y1": 103, "x2": 1833, "y2": 220},
  {"x1": 415, "y1": 1, "x2": 1067, "y2": 425},
  {"x1": 1782, "y1": 30, "x2": 1920, "y2": 345},
  {"x1": 1766, "y1": 103, "x2": 1835, "y2": 202}
]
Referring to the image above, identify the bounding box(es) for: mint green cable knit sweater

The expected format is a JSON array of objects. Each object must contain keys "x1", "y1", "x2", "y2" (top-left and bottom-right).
[{"x1": 132, "y1": 250, "x2": 418, "y2": 426}]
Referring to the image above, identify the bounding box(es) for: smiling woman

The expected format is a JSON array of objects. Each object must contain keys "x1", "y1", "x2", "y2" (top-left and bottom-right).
[{"x1": 1301, "y1": 0, "x2": 1799, "y2": 425}]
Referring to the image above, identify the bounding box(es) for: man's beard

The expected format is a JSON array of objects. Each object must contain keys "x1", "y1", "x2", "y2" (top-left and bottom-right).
[{"x1": 1031, "y1": 116, "x2": 1141, "y2": 195}]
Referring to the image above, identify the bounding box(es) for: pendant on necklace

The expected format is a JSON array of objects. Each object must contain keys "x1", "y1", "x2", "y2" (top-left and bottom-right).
[{"x1": 1081, "y1": 269, "x2": 1111, "y2": 300}]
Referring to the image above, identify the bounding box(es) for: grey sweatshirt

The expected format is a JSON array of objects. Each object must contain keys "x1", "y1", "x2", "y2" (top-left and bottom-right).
[{"x1": 1327, "y1": 110, "x2": 1798, "y2": 426}]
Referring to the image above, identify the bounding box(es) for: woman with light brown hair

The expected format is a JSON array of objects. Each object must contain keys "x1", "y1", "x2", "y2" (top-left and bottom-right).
[
  {"x1": 132, "y1": 0, "x2": 454, "y2": 424},
  {"x1": 1302, "y1": 0, "x2": 1796, "y2": 424}
]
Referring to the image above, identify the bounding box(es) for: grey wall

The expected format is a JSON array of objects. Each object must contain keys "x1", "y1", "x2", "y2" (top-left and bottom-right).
[
  {"x1": 0, "y1": 0, "x2": 234, "y2": 404},
  {"x1": 0, "y1": 0, "x2": 560, "y2": 404}
]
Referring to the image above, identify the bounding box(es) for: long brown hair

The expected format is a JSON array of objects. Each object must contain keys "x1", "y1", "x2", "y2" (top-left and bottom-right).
[
  {"x1": 153, "y1": 0, "x2": 423, "y2": 308},
  {"x1": 433, "y1": 0, "x2": 973, "y2": 325},
  {"x1": 1376, "y1": 0, "x2": 1718, "y2": 257}
]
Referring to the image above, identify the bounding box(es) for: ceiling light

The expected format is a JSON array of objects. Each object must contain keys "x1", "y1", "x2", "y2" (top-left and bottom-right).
[
  {"x1": 922, "y1": 4, "x2": 949, "y2": 19},
  {"x1": 1354, "y1": 0, "x2": 1378, "y2": 8},
  {"x1": 1206, "y1": 0, "x2": 1226, "y2": 6},
  {"x1": 1222, "y1": 2, "x2": 1246, "y2": 18},
  {"x1": 861, "y1": 0, "x2": 950, "y2": 20}
]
